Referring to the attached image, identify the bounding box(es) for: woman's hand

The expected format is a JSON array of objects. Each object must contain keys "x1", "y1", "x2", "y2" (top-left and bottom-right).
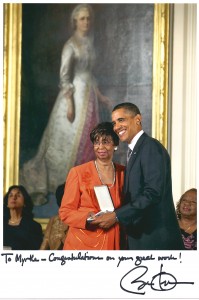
[
  {"x1": 87, "y1": 211, "x2": 95, "y2": 220},
  {"x1": 66, "y1": 95, "x2": 75, "y2": 123},
  {"x1": 86, "y1": 212, "x2": 97, "y2": 230}
]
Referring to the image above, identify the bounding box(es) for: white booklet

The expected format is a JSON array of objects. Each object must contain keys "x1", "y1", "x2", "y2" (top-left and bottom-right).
[
  {"x1": 94, "y1": 185, "x2": 114, "y2": 212},
  {"x1": 87, "y1": 185, "x2": 114, "y2": 222}
]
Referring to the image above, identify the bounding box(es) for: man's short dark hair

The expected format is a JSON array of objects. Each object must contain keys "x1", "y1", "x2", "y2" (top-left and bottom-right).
[{"x1": 112, "y1": 102, "x2": 141, "y2": 116}]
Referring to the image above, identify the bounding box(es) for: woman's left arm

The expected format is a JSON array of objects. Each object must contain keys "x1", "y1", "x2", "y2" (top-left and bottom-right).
[
  {"x1": 59, "y1": 168, "x2": 96, "y2": 229},
  {"x1": 29, "y1": 221, "x2": 43, "y2": 250}
]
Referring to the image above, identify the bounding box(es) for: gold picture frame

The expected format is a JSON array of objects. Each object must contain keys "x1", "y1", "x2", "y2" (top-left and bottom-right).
[{"x1": 3, "y1": 3, "x2": 170, "y2": 230}]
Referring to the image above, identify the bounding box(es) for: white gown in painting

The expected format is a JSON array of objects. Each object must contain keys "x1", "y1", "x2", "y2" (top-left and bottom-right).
[{"x1": 20, "y1": 34, "x2": 100, "y2": 205}]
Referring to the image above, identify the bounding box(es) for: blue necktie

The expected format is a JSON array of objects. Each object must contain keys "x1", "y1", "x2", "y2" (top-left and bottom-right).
[{"x1": 127, "y1": 147, "x2": 132, "y2": 165}]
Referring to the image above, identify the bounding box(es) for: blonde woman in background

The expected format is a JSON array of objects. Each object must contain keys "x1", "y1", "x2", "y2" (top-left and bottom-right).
[{"x1": 20, "y1": 4, "x2": 110, "y2": 206}]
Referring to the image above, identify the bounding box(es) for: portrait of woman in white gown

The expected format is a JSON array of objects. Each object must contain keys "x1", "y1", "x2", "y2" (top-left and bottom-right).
[{"x1": 20, "y1": 4, "x2": 110, "y2": 206}]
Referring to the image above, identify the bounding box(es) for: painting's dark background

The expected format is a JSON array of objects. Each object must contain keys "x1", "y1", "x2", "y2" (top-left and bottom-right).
[
  {"x1": 20, "y1": 4, "x2": 154, "y2": 217},
  {"x1": 20, "y1": 3, "x2": 154, "y2": 164}
]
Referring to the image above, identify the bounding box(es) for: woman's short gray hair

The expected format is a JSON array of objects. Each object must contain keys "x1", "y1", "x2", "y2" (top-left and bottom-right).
[{"x1": 70, "y1": 4, "x2": 94, "y2": 31}]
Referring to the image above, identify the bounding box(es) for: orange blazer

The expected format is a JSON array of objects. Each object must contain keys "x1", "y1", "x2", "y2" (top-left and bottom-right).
[{"x1": 59, "y1": 161, "x2": 125, "y2": 250}]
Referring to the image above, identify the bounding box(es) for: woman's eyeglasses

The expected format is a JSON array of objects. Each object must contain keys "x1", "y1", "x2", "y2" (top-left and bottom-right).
[{"x1": 93, "y1": 139, "x2": 113, "y2": 147}]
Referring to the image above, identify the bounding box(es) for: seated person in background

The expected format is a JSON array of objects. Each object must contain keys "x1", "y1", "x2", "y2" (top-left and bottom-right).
[
  {"x1": 40, "y1": 184, "x2": 69, "y2": 250},
  {"x1": 59, "y1": 122, "x2": 125, "y2": 250},
  {"x1": 3, "y1": 185, "x2": 43, "y2": 250},
  {"x1": 176, "y1": 188, "x2": 197, "y2": 250}
]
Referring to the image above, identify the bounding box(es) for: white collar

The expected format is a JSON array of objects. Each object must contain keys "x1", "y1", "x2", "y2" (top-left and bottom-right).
[{"x1": 128, "y1": 130, "x2": 144, "y2": 152}]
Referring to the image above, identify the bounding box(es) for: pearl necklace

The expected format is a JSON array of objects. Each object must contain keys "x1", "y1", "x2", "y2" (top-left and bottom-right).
[{"x1": 94, "y1": 160, "x2": 115, "y2": 189}]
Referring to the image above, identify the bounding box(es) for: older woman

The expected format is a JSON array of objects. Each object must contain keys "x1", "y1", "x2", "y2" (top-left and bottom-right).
[
  {"x1": 59, "y1": 122, "x2": 125, "y2": 250},
  {"x1": 3, "y1": 185, "x2": 43, "y2": 250},
  {"x1": 176, "y1": 188, "x2": 197, "y2": 250}
]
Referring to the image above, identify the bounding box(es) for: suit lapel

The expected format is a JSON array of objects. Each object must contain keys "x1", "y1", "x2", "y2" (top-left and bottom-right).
[{"x1": 124, "y1": 133, "x2": 147, "y2": 191}]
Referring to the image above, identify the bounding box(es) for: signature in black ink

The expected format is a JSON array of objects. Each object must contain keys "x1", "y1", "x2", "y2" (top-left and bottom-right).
[{"x1": 120, "y1": 264, "x2": 194, "y2": 295}]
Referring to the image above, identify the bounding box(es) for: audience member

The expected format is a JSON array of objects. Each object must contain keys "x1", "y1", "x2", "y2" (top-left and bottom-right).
[
  {"x1": 40, "y1": 184, "x2": 69, "y2": 250},
  {"x1": 59, "y1": 122, "x2": 125, "y2": 250},
  {"x1": 176, "y1": 188, "x2": 197, "y2": 250},
  {"x1": 3, "y1": 185, "x2": 43, "y2": 250}
]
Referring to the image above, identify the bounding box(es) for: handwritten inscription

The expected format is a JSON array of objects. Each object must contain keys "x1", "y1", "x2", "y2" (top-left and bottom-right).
[
  {"x1": 117, "y1": 254, "x2": 155, "y2": 267},
  {"x1": 1, "y1": 252, "x2": 194, "y2": 295},
  {"x1": 1, "y1": 252, "x2": 103, "y2": 266},
  {"x1": 120, "y1": 263, "x2": 194, "y2": 295}
]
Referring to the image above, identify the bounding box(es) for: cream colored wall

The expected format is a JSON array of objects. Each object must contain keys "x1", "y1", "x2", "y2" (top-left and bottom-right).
[{"x1": 171, "y1": 4, "x2": 197, "y2": 204}]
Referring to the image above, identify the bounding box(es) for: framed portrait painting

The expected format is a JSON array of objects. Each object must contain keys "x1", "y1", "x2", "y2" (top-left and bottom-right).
[{"x1": 3, "y1": 3, "x2": 170, "y2": 229}]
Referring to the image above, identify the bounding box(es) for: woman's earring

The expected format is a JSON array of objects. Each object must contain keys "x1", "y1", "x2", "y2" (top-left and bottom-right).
[{"x1": 114, "y1": 147, "x2": 118, "y2": 151}]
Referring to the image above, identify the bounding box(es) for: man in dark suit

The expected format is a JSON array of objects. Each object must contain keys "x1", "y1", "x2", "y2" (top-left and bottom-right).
[{"x1": 92, "y1": 102, "x2": 184, "y2": 250}]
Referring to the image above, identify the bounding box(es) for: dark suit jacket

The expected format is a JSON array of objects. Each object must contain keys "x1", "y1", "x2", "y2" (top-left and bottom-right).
[{"x1": 116, "y1": 132, "x2": 184, "y2": 250}]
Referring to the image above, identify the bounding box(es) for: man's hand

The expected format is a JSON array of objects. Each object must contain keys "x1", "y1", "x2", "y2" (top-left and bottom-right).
[{"x1": 91, "y1": 211, "x2": 118, "y2": 229}]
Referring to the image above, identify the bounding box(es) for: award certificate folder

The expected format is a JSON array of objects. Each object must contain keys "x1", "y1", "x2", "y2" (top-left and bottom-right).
[{"x1": 94, "y1": 185, "x2": 114, "y2": 212}]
